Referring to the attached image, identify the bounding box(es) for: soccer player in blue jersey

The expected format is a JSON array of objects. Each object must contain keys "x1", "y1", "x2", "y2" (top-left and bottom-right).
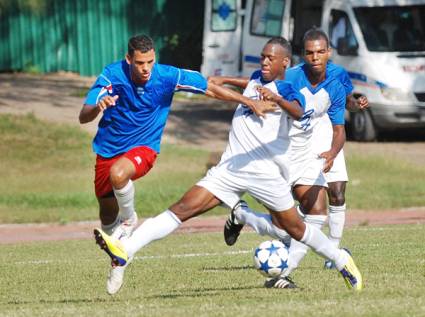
[
  {"x1": 93, "y1": 37, "x2": 362, "y2": 294},
  {"x1": 79, "y1": 34, "x2": 276, "y2": 294}
]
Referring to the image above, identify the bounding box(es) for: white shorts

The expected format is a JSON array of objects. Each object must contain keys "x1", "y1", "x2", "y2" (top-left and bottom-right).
[
  {"x1": 196, "y1": 165, "x2": 294, "y2": 212},
  {"x1": 324, "y1": 149, "x2": 348, "y2": 183},
  {"x1": 290, "y1": 155, "x2": 328, "y2": 188}
]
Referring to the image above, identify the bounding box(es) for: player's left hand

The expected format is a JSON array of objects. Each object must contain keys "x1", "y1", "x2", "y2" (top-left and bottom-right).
[
  {"x1": 256, "y1": 86, "x2": 280, "y2": 103},
  {"x1": 249, "y1": 99, "x2": 278, "y2": 117},
  {"x1": 356, "y1": 95, "x2": 369, "y2": 110},
  {"x1": 319, "y1": 150, "x2": 337, "y2": 173}
]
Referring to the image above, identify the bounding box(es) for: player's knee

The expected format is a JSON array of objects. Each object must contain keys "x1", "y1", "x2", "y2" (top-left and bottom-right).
[
  {"x1": 170, "y1": 200, "x2": 202, "y2": 222},
  {"x1": 328, "y1": 192, "x2": 345, "y2": 206},
  {"x1": 109, "y1": 165, "x2": 130, "y2": 188}
]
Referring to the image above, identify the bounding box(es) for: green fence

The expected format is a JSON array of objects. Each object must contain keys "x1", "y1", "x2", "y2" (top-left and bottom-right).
[{"x1": 0, "y1": 0, "x2": 204, "y2": 76}]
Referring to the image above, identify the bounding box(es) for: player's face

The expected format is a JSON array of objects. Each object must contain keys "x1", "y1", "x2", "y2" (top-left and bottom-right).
[
  {"x1": 126, "y1": 49, "x2": 156, "y2": 84},
  {"x1": 303, "y1": 39, "x2": 331, "y2": 76},
  {"x1": 260, "y1": 43, "x2": 289, "y2": 82}
]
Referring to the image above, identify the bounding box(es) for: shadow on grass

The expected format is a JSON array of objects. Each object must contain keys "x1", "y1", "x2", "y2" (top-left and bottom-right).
[
  {"x1": 148, "y1": 285, "x2": 264, "y2": 299},
  {"x1": 201, "y1": 265, "x2": 254, "y2": 272}
]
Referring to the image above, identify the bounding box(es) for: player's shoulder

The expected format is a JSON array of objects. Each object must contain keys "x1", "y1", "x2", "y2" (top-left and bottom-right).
[
  {"x1": 325, "y1": 76, "x2": 346, "y2": 99},
  {"x1": 285, "y1": 63, "x2": 306, "y2": 84},
  {"x1": 326, "y1": 62, "x2": 348, "y2": 78},
  {"x1": 101, "y1": 60, "x2": 130, "y2": 83},
  {"x1": 250, "y1": 69, "x2": 262, "y2": 80}
]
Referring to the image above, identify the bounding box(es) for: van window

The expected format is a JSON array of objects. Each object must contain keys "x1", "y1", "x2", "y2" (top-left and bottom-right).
[
  {"x1": 353, "y1": 5, "x2": 425, "y2": 52},
  {"x1": 329, "y1": 10, "x2": 358, "y2": 54},
  {"x1": 211, "y1": 0, "x2": 238, "y2": 32},
  {"x1": 250, "y1": 0, "x2": 285, "y2": 37}
]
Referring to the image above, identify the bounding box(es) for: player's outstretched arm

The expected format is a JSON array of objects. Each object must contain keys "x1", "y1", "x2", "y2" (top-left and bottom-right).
[
  {"x1": 79, "y1": 95, "x2": 119, "y2": 124},
  {"x1": 206, "y1": 82, "x2": 277, "y2": 118},
  {"x1": 319, "y1": 124, "x2": 346, "y2": 173},
  {"x1": 208, "y1": 76, "x2": 250, "y2": 89},
  {"x1": 256, "y1": 87, "x2": 304, "y2": 120}
]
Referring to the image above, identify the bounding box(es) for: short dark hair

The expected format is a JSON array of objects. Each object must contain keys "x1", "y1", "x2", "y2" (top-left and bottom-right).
[
  {"x1": 128, "y1": 35, "x2": 154, "y2": 56},
  {"x1": 302, "y1": 27, "x2": 330, "y2": 48},
  {"x1": 266, "y1": 36, "x2": 292, "y2": 56}
]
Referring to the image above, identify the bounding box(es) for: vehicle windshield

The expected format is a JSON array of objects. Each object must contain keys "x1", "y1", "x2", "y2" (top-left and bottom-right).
[{"x1": 353, "y1": 5, "x2": 425, "y2": 52}]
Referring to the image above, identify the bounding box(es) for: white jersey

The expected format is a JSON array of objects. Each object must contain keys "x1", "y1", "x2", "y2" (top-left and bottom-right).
[
  {"x1": 284, "y1": 64, "x2": 346, "y2": 185},
  {"x1": 217, "y1": 70, "x2": 304, "y2": 179}
]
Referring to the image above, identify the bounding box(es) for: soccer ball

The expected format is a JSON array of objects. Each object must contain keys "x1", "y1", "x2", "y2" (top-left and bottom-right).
[{"x1": 253, "y1": 240, "x2": 289, "y2": 277}]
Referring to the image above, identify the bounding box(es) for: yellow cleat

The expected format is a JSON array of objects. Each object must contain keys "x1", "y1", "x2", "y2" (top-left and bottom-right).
[
  {"x1": 339, "y1": 249, "x2": 363, "y2": 291},
  {"x1": 94, "y1": 228, "x2": 128, "y2": 266}
]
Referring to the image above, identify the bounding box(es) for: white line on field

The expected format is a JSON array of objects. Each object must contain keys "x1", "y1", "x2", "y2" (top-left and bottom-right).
[{"x1": 13, "y1": 249, "x2": 253, "y2": 266}]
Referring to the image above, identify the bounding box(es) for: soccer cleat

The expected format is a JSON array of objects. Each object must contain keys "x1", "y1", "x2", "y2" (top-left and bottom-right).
[
  {"x1": 107, "y1": 256, "x2": 133, "y2": 295},
  {"x1": 94, "y1": 228, "x2": 128, "y2": 267},
  {"x1": 111, "y1": 212, "x2": 139, "y2": 240},
  {"x1": 325, "y1": 248, "x2": 351, "y2": 270},
  {"x1": 224, "y1": 200, "x2": 247, "y2": 246},
  {"x1": 339, "y1": 249, "x2": 363, "y2": 291},
  {"x1": 264, "y1": 275, "x2": 297, "y2": 289}
]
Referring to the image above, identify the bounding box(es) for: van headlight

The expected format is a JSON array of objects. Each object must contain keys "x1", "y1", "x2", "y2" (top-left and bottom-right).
[{"x1": 380, "y1": 87, "x2": 416, "y2": 102}]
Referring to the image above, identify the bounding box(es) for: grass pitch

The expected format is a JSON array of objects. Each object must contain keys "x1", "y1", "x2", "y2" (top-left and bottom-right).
[
  {"x1": 0, "y1": 113, "x2": 425, "y2": 224},
  {"x1": 1, "y1": 224, "x2": 424, "y2": 317}
]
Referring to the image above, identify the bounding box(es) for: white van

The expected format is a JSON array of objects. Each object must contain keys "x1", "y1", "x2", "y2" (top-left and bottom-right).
[{"x1": 201, "y1": 0, "x2": 425, "y2": 141}]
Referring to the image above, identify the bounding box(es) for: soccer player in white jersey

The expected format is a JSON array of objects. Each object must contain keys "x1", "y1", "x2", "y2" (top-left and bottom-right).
[
  {"x1": 92, "y1": 37, "x2": 363, "y2": 293},
  {"x1": 223, "y1": 29, "x2": 367, "y2": 287}
]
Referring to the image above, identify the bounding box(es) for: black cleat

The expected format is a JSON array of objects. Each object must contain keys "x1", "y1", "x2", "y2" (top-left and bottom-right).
[
  {"x1": 264, "y1": 276, "x2": 297, "y2": 289},
  {"x1": 224, "y1": 201, "x2": 246, "y2": 246}
]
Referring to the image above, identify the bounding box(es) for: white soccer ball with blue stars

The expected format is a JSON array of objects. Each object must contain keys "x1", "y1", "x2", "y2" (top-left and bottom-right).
[{"x1": 253, "y1": 240, "x2": 289, "y2": 277}]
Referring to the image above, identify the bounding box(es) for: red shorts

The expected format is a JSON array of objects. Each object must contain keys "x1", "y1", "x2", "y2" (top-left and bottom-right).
[{"x1": 94, "y1": 146, "x2": 157, "y2": 198}]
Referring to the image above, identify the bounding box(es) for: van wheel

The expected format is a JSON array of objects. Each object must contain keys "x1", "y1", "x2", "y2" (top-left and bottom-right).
[{"x1": 350, "y1": 110, "x2": 377, "y2": 141}]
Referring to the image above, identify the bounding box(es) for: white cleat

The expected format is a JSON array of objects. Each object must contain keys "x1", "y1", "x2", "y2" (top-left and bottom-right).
[
  {"x1": 107, "y1": 256, "x2": 133, "y2": 295},
  {"x1": 111, "y1": 212, "x2": 138, "y2": 240}
]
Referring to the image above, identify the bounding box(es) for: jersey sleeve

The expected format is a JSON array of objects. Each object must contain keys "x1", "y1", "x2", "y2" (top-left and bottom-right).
[
  {"x1": 84, "y1": 68, "x2": 113, "y2": 106},
  {"x1": 338, "y1": 68, "x2": 354, "y2": 96},
  {"x1": 275, "y1": 80, "x2": 306, "y2": 109},
  {"x1": 327, "y1": 82, "x2": 346, "y2": 125},
  {"x1": 175, "y1": 69, "x2": 207, "y2": 94}
]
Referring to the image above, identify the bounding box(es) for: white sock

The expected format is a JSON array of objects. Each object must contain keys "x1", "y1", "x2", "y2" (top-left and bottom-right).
[
  {"x1": 234, "y1": 205, "x2": 279, "y2": 238},
  {"x1": 101, "y1": 217, "x2": 120, "y2": 235},
  {"x1": 113, "y1": 180, "x2": 136, "y2": 221},
  {"x1": 123, "y1": 210, "x2": 181, "y2": 258},
  {"x1": 284, "y1": 214, "x2": 327, "y2": 276},
  {"x1": 328, "y1": 204, "x2": 346, "y2": 248},
  {"x1": 300, "y1": 223, "x2": 348, "y2": 271}
]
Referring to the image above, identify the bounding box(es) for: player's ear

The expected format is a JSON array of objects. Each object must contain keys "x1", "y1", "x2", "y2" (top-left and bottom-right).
[
  {"x1": 328, "y1": 47, "x2": 332, "y2": 58},
  {"x1": 282, "y1": 56, "x2": 290, "y2": 67},
  {"x1": 125, "y1": 53, "x2": 132, "y2": 64}
]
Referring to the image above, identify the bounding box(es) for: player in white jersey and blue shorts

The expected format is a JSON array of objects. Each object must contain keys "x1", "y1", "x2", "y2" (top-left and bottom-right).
[
  {"x1": 81, "y1": 34, "x2": 277, "y2": 295},
  {"x1": 223, "y1": 29, "x2": 366, "y2": 287},
  {"x1": 92, "y1": 37, "x2": 363, "y2": 293}
]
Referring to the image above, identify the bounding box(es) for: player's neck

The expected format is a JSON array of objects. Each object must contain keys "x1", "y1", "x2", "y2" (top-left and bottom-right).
[{"x1": 307, "y1": 71, "x2": 325, "y2": 88}]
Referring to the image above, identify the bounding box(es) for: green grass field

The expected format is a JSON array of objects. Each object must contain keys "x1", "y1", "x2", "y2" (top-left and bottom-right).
[
  {"x1": 0, "y1": 113, "x2": 425, "y2": 224},
  {"x1": 1, "y1": 225, "x2": 424, "y2": 316}
]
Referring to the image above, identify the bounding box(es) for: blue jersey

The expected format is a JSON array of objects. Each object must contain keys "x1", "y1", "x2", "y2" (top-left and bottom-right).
[
  {"x1": 326, "y1": 62, "x2": 353, "y2": 97},
  {"x1": 285, "y1": 63, "x2": 346, "y2": 127},
  {"x1": 85, "y1": 61, "x2": 207, "y2": 157}
]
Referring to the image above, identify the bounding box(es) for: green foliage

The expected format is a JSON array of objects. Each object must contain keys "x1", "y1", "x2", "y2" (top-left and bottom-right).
[{"x1": 0, "y1": 225, "x2": 424, "y2": 316}]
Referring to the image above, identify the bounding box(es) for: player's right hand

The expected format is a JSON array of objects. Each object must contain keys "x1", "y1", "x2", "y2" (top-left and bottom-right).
[{"x1": 97, "y1": 95, "x2": 119, "y2": 111}]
